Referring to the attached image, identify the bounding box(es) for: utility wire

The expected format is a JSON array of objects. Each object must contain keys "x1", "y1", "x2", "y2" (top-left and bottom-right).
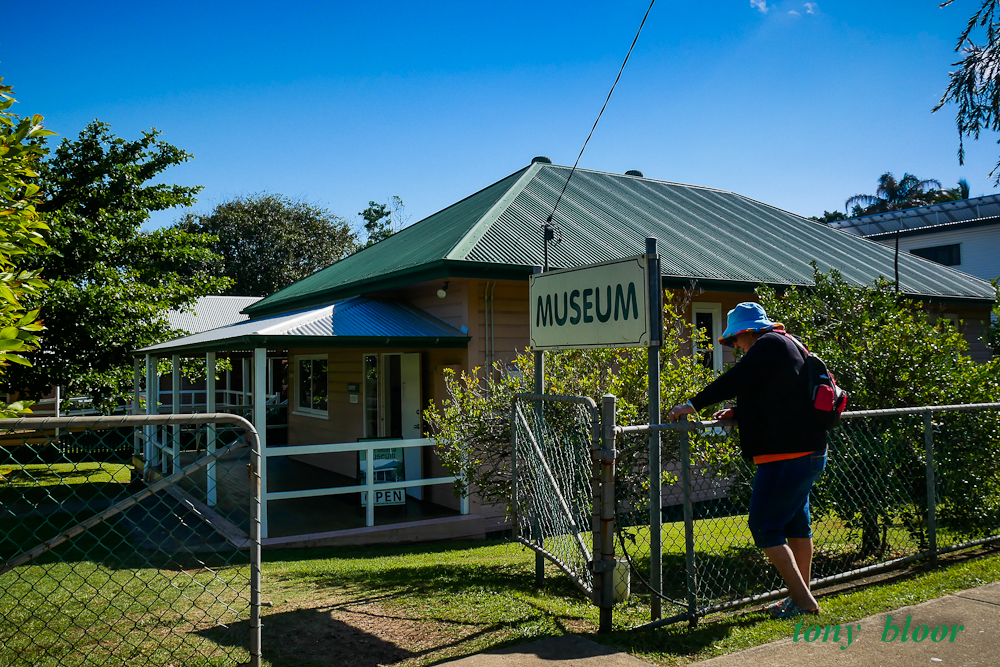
[{"x1": 545, "y1": 0, "x2": 657, "y2": 237}]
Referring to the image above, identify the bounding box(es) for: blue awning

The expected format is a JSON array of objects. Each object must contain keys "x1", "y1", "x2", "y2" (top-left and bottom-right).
[{"x1": 138, "y1": 297, "x2": 470, "y2": 356}]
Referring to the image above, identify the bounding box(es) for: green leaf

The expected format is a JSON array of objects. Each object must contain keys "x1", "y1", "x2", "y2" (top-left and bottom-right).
[{"x1": 2, "y1": 353, "x2": 32, "y2": 366}]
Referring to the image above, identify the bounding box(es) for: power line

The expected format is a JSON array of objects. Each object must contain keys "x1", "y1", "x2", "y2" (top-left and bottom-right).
[{"x1": 543, "y1": 0, "x2": 657, "y2": 270}]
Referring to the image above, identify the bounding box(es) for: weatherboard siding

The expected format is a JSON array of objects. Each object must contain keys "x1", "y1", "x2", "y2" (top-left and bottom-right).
[{"x1": 873, "y1": 223, "x2": 1000, "y2": 284}]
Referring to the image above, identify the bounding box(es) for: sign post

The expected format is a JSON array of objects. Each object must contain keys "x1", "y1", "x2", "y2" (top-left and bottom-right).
[
  {"x1": 646, "y1": 237, "x2": 663, "y2": 620},
  {"x1": 529, "y1": 243, "x2": 663, "y2": 620}
]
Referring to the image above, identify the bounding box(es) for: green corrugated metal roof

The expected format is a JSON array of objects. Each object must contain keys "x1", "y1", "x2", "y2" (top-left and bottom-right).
[{"x1": 246, "y1": 163, "x2": 995, "y2": 317}]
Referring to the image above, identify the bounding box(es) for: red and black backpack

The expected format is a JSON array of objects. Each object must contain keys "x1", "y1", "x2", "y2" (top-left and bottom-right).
[{"x1": 775, "y1": 330, "x2": 849, "y2": 430}]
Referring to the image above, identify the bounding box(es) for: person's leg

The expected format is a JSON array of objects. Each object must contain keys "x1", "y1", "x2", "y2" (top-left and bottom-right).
[
  {"x1": 787, "y1": 537, "x2": 813, "y2": 587},
  {"x1": 749, "y1": 454, "x2": 825, "y2": 613},
  {"x1": 762, "y1": 543, "x2": 817, "y2": 610}
]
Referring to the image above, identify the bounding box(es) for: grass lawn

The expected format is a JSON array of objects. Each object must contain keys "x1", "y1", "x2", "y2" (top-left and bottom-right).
[
  {"x1": 2, "y1": 535, "x2": 998, "y2": 666},
  {"x1": 1, "y1": 462, "x2": 131, "y2": 487},
  {"x1": 259, "y1": 538, "x2": 1000, "y2": 667}
]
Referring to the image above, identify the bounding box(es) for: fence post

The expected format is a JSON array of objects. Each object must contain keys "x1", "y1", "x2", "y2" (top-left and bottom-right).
[
  {"x1": 924, "y1": 410, "x2": 937, "y2": 564},
  {"x1": 679, "y1": 420, "x2": 698, "y2": 626},
  {"x1": 646, "y1": 237, "x2": 663, "y2": 620},
  {"x1": 533, "y1": 351, "x2": 546, "y2": 587},
  {"x1": 598, "y1": 394, "x2": 617, "y2": 633},
  {"x1": 247, "y1": 421, "x2": 263, "y2": 667}
]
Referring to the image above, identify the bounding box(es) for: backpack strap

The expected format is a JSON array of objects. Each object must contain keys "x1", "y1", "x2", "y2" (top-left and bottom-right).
[{"x1": 771, "y1": 328, "x2": 810, "y2": 357}]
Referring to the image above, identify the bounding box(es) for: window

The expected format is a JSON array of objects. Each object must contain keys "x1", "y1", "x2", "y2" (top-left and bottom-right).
[
  {"x1": 911, "y1": 244, "x2": 961, "y2": 266},
  {"x1": 363, "y1": 354, "x2": 379, "y2": 437},
  {"x1": 691, "y1": 303, "x2": 723, "y2": 372},
  {"x1": 294, "y1": 355, "x2": 328, "y2": 417}
]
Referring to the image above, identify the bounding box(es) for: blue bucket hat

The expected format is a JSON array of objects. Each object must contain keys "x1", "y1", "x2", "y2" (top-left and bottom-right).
[{"x1": 719, "y1": 302, "x2": 779, "y2": 347}]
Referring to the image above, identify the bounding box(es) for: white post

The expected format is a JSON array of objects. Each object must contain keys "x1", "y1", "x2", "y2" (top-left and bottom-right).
[
  {"x1": 145, "y1": 354, "x2": 157, "y2": 476},
  {"x1": 206, "y1": 351, "x2": 217, "y2": 507},
  {"x1": 172, "y1": 354, "x2": 181, "y2": 474},
  {"x1": 366, "y1": 444, "x2": 376, "y2": 527},
  {"x1": 53, "y1": 385, "x2": 60, "y2": 440},
  {"x1": 243, "y1": 357, "x2": 251, "y2": 414},
  {"x1": 254, "y1": 347, "x2": 268, "y2": 539},
  {"x1": 133, "y1": 359, "x2": 142, "y2": 459}
]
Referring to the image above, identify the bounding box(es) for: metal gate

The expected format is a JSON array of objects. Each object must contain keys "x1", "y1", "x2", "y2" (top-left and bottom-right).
[
  {"x1": 0, "y1": 414, "x2": 261, "y2": 667},
  {"x1": 510, "y1": 393, "x2": 617, "y2": 631}
]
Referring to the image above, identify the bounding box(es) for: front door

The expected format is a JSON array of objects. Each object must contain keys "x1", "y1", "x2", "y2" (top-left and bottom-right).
[{"x1": 364, "y1": 352, "x2": 423, "y2": 499}]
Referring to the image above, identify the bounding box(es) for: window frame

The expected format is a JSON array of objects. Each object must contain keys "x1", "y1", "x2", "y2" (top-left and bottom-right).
[
  {"x1": 292, "y1": 353, "x2": 329, "y2": 419},
  {"x1": 910, "y1": 243, "x2": 961, "y2": 267},
  {"x1": 691, "y1": 302, "x2": 723, "y2": 372}
]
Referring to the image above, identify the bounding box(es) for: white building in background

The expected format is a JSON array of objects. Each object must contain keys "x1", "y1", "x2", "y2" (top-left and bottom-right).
[{"x1": 829, "y1": 194, "x2": 1000, "y2": 283}]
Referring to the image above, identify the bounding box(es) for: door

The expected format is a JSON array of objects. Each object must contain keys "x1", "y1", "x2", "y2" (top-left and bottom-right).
[
  {"x1": 376, "y1": 353, "x2": 423, "y2": 499},
  {"x1": 399, "y1": 353, "x2": 423, "y2": 499}
]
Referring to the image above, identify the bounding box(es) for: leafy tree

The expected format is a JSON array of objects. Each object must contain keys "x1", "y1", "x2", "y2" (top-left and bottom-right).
[
  {"x1": 0, "y1": 79, "x2": 52, "y2": 417},
  {"x1": 810, "y1": 210, "x2": 848, "y2": 223},
  {"x1": 931, "y1": 178, "x2": 971, "y2": 203},
  {"x1": 175, "y1": 194, "x2": 357, "y2": 296},
  {"x1": 359, "y1": 195, "x2": 408, "y2": 247},
  {"x1": 2, "y1": 121, "x2": 231, "y2": 412},
  {"x1": 845, "y1": 172, "x2": 942, "y2": 216},
  {"x1": 986, "y1": 279, "x2": 1000, "y2": 355},
  {"x1": 937, "y1": 1, "x2": 1000, "y2": 183}
]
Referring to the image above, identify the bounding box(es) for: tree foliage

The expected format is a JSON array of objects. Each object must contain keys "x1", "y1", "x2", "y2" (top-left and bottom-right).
[
  {"x1": 845, "y1": 173, "x2": 943, "y2": 216},
  {"x1": 2, "y1": 121, "x2": 231, "y2": 412},
  {"x1": 810, "y1": 210, "x2": 848, "y2": 224},
  {"x1": 175, "y1": 194, "x2": 357, "y2": 296},
  {"x1": 759, "y1": 265, "x2": 998, "y2": 409},
  {"x1": 937, "y1": 0, "x2": 1000, "y2": 183},
  {"x1": 359, "y1": 195, "x2": 408, "y2": 247},
  {"x1": 0, "y1": 79, "x2": 52, "y2": 417},
  {"x1": 759, "y1": 266, "x2": 1000, "y2": 552},
  {"x1": 987, "y1": 278, "x2": 1000, "y2": 355}
]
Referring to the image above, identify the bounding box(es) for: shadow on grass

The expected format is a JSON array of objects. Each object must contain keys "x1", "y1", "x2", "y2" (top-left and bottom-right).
[
  {"x1": 276, "y1": 553, "x2": 585, "y2": 602},
  {"x1": 201, "y1": 607, "x2": 416, "y2": 667},
  {"x1": 204, "y1": 596, "x2": 581, "y2": 667}
]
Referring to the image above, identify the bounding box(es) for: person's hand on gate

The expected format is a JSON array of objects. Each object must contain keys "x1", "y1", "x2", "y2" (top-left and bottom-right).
[
  {"x1": 711, "y1": 407, "x2": 735, "y2": 421},
  {"x1": 667, "y1": 403, "x2": 695, "y2": 422}
]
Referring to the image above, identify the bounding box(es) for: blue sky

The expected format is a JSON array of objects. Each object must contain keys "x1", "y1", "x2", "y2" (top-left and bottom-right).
[{"x1": 3, "y1": 1, "x2": 997, "y2": 231}]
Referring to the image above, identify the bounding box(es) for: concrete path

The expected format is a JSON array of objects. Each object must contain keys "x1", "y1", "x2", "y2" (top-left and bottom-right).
[
  {"x1": 696, "y1": 581, "x2": 1000, "y2": 667},
  {"x1": 441, "y1": 581, "x2": 1000, "y2": 667}
]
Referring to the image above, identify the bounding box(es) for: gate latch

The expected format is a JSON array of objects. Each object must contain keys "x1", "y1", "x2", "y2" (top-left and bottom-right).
[
  {"x1": 591, "y1": 449, "x2": 617, "y2": 463},
  {"x1": 590, "y1": 559, "x2": 614, "y2": 574}
]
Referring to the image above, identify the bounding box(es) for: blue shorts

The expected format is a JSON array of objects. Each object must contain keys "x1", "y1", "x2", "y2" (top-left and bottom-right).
[{"x1": 747, "y1": 452, "x2": 827, "y2": 548}]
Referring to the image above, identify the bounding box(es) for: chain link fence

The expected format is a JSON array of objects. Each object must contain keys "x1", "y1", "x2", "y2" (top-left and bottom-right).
[
  {"x1": 511, "y1": 394, "x2": 600, "y2": 598},
  {"x1": 0, "y1": 414, "x2": 261, "y2": 667},
  {"x1": 614, "y1": 402, "x2": 1000, "y2": 628}
]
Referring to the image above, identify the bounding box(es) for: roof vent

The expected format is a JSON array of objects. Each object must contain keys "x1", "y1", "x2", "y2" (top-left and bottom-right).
[
  {"x1": 531, "y1": 156, "x2": 552, "y2": 164},
  {"x1": 625, "y1": 169, "x2": 644, "y2": 177}
]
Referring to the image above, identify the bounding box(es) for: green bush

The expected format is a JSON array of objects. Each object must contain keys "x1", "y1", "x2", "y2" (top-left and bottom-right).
[
  {"x1": 759, "y1": 266, "x2": 1000, "y2": 552},
  {"x1": 424, "y1": 295, "x2": 718, "y2": 510}
]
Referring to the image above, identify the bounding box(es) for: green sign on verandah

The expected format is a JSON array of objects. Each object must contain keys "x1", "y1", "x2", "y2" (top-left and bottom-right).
[{"x1": 529, "y1": 254, "x2": 652, "y2": 351}]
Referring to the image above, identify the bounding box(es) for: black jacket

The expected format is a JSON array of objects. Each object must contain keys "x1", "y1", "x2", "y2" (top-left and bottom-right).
[{"x1": 689, "y1": 331, "x2": 826, "y2": 459}]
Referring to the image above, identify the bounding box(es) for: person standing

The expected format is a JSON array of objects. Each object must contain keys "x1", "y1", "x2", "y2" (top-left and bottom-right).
[{"x1": 667, "y1": 302, "x2": 826, "y2": 619}]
